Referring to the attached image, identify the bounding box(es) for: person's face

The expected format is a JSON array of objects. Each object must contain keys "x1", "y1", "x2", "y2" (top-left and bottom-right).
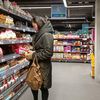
[{"x1": 32, "y1": 22, "x2": 38, "y2": 32}]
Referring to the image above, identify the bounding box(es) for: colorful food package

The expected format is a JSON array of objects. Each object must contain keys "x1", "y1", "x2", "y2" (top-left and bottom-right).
[{"x1": 0, "y1": 47, "x2": 3, "y2": 57}]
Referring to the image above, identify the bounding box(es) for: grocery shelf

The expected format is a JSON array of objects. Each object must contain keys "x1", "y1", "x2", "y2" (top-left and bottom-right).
[
  {"x1": 0, "y1": 6, "x2": 32, "y2": 22},
  {"x1": 65, "y1": 51, "x2": 80, "y2": 53},
  {"x1": 53, "y1": 51, "x2": 64, "y2": 53},
  {"x1": 11, "y1": 84, "x2": 28, "y2": 100},
  {"x1": 0, "y1": 60, "x2": 29, "y2": 81},
  {"x1": 53, "y1": 51, "x2": 89, "y2": 54},
  {"x1": 52, "y1": 59, "x2": 67, "y2": 62},
  {"x1": 81, "y1": 45, "x2": 90, "y2": 47},
  {"x1": 52, "y1": 58, "x2": 66, "y2": 60},
  {"x1": 0, "y1": 73, "x2": 27, "y2": 98},
  {"x1": 0, "y1": 39, "x2": 32, "y2": 45},
  {"x1": 0, "y1": 24, "x2": 36, "y2": 33},
  {"x1": 67, "y1": 59, "x2": 91, "y2": 63},
  {"x1": 53, "y1": 51, "x2": 81, "y2": 53},
  {"x1": 54, "y1": 44, "x2": 81, "y2": 46},
  {"x1": 81, "y1": 38, "x2": 90, "y2": 41},
  {"x1": 54, "y1": 38, "x2": 80, "y2": 40},
  {"x1": 80, "y1": 52, "x2": 90, "y2": 54},
  {"x1": 0, "y1": 53, "x2": 20, "y2": 63},
  {"x1": 52, "y1": 59, "x2": 91, "y2": 63}
]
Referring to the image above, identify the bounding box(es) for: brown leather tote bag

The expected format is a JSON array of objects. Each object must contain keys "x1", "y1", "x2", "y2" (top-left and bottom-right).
[{"x1": 26, "y1": 55, "x2": 43, "y2": 90}]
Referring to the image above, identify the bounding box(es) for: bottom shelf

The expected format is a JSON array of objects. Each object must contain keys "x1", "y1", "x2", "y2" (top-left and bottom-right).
[
  {"x1": 67, "y1": 59, "x2": 91, "y2": 63},
  {"x1": 11, "y1": 84, "x2": 28, "y2": 100},
  {"x1": 52, "y1": 58, "x2": 90, "y2": 63}
]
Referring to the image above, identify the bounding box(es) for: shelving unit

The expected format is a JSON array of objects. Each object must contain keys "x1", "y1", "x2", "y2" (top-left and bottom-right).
[
  {"x1": 0, "y1": 1, "x2": 34, "y2": 99},
  {"x1": 52, "y1": 34, "x2": 91, "y2": 63},
  {"x1": 0, "y1": 39, "x2": 32, "y2": 45},
  {"x1": 0, "y1": 6, "x2": 31, "y2": 22},
  {"x1": 0, "y1": 23, "x2": 35, "y2": 33}
]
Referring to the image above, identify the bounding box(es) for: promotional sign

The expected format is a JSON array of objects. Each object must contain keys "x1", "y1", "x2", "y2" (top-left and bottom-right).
[
  {"x1": 82, "y1": 23, "x2": 89, "y2": 34},
  {"x1": 51, "y1": 4, "x2": 67, "y2": 19}
]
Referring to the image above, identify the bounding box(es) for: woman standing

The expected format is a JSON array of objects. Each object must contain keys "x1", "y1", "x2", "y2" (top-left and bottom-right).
[{"x1": 24, "y1": 16, "x2": 54, "y2": 100}]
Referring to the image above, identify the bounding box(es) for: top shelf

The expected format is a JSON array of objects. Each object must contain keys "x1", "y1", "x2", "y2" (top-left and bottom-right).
[{"x1": 0, "y1": 6, "x2": 32, "y2": 22}]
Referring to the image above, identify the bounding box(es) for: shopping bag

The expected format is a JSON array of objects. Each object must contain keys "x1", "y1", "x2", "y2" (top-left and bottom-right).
[{"x1": 26, "y1": 55, "x2": 43, "y2": 90}]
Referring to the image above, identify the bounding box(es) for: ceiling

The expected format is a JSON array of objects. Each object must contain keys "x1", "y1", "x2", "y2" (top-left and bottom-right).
[{"x1": 11, "y1": 0, "x2": 95, "y2": 31}]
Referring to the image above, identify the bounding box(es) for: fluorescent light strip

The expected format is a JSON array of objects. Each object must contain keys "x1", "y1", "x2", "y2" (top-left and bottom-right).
[
  {"x1": 21, "y1": 7, "x2": 51, "y2": 9},
  {"x1": 21, "y1": 5, "x2": 93, "y2": 10},
  {"x1": 63, "y1": 0, "x2": 67, "y2": 7},
  {"x1": 67, "y1": 5, "x2": 93, "y2": 8}
]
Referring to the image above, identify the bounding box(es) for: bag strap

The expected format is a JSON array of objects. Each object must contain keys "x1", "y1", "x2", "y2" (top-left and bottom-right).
[
  {"x1": 34, "y1": 33, "x2": 45, "y2": 47},
  {"x1": 32, "y1": 54, "x2": 40, "y2": 69},
  {"x1": 32, "y1": 33, "x2": 46, "y2": 67}
]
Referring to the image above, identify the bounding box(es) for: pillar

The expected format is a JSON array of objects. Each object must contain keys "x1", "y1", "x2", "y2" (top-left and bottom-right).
[{"x1": 95, "y1": 0, "x2": 100, "y2": 81}]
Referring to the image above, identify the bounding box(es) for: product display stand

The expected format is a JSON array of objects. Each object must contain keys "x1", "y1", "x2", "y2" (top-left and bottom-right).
[
  {"x1": 0, "y1": 0, "x2": 35, "y2": 99},
  {"x1": 52, "y1": 33, "x2": 91, "y2": 63}
]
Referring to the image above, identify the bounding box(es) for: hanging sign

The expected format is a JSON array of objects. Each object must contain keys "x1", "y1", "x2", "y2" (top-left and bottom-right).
[
  {"x1": 82, "y1": 23, "x2": 89, "y2": 34},
  {"x1": 51, "y1": 4, "x2": 67, "y2": 19}
]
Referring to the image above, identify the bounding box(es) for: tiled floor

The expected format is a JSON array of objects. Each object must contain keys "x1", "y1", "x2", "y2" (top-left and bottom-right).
[{"x1": 19, "y1": 62, "x2": 100, "y2": 100}]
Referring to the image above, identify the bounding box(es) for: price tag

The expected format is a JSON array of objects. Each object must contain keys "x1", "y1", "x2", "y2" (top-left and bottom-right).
[
  {"x1": 12, "y1": 41, "x2": 15, "y2": 44},
  {"x1": 22, "y1": 66, "x2": 25, "y2": 68},
  {"x1": 1, "y1": 59, "x2": 5, "y2": 62},
  {"x1": 16, "y1": 27, "x2": 19, "y2": 30},
  {"x1": 20, "y1": 41, "x2": 23, "y2": 43},
  {"x1": 0, "y1": 41, "x2": 3, "y2": 44},
  {"x1": 83, "y1": 38, "x2": 87, "y2": 41},
  {"x1": 8, "y1": 26, "x2": 11, "y2": 28},
  {"x1": 27, "y1": 28, "x2": 30, "y2": 32},
  {"x1": 13, "y1": 56, "x2": 16, "y2": 59},
  {"x1": 14, "y1": 70, "x2": 17, "y2": 73},
  {"x1": 17, "y1": 93, "x2": 20, "y2": 96},
  {"x1": 23, "y1": 29, "x2": 25, "y2": 32},
  {"x1": 2, "y1": 75, "x2": 6, "y2": 79},
  {"x1": 83, "y1": 45, "x2": 87, "y2": 47},
  {"x1": 21, "y1": 78, "x2": 24, "y2": 82}
]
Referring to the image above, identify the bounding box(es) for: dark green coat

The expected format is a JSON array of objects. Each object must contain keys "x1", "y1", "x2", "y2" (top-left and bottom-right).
[{"x1": 32, "y1": 22, "x2": 54, "y2": 89}]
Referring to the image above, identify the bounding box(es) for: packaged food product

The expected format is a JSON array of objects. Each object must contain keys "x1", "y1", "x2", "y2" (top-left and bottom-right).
[
  {"x1": 0, "y1": 64, "x2": 9, "y2": 73},
  {"x1": 3, "y1": 79, "x2": 8, "y2": 89},
  {"x1": 5, "y1": 92, "x2": 15, "y2": 100},
  {"x1": 0, "y1": 47, "x2": 3, "y2": 58},
  {"x1": 0, "y1": 0, "x2": 3, "y2": 6},
  {"x1": 4, "y1": 0, "x2": 11, "y2": 9},
  {"x1": 0, "y1": 81, "x2": 4, "y2": 93},
  {"x1": 7, "y1": 59, "x2": 18, "y2": 67}
]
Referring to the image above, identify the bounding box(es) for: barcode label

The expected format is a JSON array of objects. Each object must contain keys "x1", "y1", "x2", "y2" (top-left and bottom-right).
[
  {"x1": 0, "y1": 41, "x2": 3, "y2": 44},
  {"x1": 13, "y1": 56, "x2": 16, "y2": 58},
  {"x1": 1, "y1": 59, "x2": 5, "y2": 62},
  {"x1": 2, "y1": 75, "x2": 6, "y2": 79}
]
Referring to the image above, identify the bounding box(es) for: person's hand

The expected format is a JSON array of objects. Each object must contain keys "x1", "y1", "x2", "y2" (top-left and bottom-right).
[{"x1": 24, "y1": 50, "x2": 35, "y2": 60}]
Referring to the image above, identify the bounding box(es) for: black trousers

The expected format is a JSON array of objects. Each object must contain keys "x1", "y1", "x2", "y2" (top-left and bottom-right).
[{"x1": 31, "y1": 87, "x2": 49, "y2": 100}]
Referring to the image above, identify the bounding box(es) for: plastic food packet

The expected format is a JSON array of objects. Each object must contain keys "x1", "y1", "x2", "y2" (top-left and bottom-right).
[{"x1": 0, "y1": 0, "x2": 3, "y2": 6}]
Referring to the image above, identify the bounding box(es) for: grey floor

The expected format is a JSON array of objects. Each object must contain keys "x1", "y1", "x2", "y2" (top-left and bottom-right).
[{"x1": 19, "y1": 62, "x2": 100, "y2": 100}]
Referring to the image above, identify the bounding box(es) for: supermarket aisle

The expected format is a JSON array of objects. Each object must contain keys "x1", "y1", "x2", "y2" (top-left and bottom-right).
[{"x1": 19, "y1": 63, "x2": 100, "y2": 100}]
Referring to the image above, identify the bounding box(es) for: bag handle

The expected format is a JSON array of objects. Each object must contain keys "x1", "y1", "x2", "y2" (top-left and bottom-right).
[{"x1": 32, "y1": 54, "x2": 40, "y2": 69}]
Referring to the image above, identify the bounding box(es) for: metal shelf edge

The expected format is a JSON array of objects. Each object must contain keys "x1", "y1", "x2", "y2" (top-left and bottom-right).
[{"x1": 0, "y1": 53, "x2": 20, "y2": 63}]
